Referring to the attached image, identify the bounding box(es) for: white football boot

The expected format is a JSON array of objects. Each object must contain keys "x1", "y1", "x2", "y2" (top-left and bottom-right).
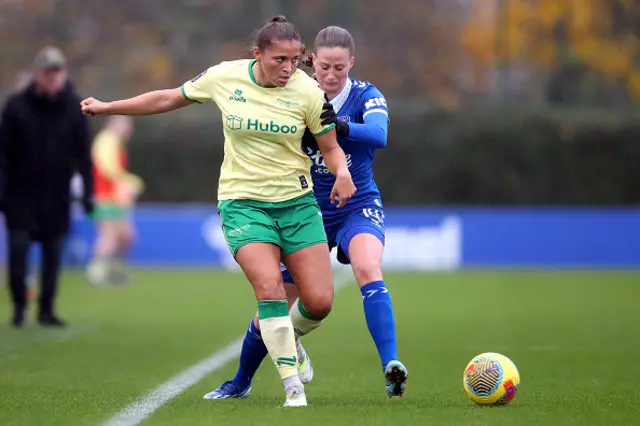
[
  {"x1": 283, "y1": 383, "x2": 307, "y2": 407},
  {"x1": 296, "y1": 340, "x2": 314, "y2": 384}
]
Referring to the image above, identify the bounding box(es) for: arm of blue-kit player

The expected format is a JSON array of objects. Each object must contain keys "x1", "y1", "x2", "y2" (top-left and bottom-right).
[{"x1": 341, "y1": 110, "x2": 388, "y2": 149}]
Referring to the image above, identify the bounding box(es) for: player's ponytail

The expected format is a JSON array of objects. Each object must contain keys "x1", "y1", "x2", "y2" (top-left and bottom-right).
[
  {"x1": 301, "y1": 55, "x2": 314, "y2": 68},
  {"x1": 252, "y1": 15, "x2": 303, "y2": 52}
]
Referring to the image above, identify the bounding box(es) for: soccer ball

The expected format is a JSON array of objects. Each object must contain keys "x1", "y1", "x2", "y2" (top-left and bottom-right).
[{"x1": 463, "y1": 352, "x2": 520, "y2": 406}]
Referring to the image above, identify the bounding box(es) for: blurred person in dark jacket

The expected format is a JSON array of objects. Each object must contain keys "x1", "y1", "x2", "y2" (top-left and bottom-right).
[{"x1": 0, "y1": 46, "x2": 94, "y2": 328}]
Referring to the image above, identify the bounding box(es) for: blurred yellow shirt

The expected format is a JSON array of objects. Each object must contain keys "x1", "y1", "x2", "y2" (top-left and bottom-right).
[
  {"x1": 181, "y1": 59, "x2": 335, "y2": 203},
  {"x1": 92, "y1": 130, "x2": 144, "y2": 203}
]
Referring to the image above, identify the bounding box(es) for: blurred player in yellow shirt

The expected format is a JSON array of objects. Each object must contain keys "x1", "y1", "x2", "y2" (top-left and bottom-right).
[{"x1": 86, "y1": 116, "x2": 143, "y2": 285}]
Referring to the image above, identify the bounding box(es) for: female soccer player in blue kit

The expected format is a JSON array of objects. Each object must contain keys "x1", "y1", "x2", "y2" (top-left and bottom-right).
[{"x1": 205, "y1": 26, "x2": 407, "y2": 400}]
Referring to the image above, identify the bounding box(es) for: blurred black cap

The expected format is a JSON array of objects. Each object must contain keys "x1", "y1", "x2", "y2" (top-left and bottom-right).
[{"x1": 33, "y1": 46, "x2": 67, "y2": 70}]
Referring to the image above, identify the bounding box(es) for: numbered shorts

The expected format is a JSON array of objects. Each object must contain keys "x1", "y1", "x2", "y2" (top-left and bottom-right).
[
  {"x1": 217, "y1": 191, "x2": 328, "y2": 258},
  {"x1": 281, "y1": 204, "x2": 385, "y2": 284}
]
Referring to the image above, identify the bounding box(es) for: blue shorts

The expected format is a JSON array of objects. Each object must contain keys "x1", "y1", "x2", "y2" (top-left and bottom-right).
[{"x1": 281, "y1": 203, "x2": 385, "y2": 284}]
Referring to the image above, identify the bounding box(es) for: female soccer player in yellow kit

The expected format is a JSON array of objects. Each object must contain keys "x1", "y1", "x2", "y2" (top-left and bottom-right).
[
  {"x1": 86, "y1": 116, "x2": 142, "y2": 286},
  {"x1": 80, "y1": 16, "x2": 356, "y2": 407}
]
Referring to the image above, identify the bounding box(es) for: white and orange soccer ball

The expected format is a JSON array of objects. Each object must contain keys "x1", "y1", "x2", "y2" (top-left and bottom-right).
[{"x1": 463, "y1": 352, "x2": 520, "y2": 406}]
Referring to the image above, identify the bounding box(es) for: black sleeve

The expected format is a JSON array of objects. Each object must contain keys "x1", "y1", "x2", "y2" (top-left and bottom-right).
[
  {"x1": 73, "y1": 111, "x2": 94, "y2": 202},
  {"x1": 0, "y1": 100, "x2": 15, "y2": 208},
  {"x1": 301, "y1": 128, "x2": 316, "y2": 150}
]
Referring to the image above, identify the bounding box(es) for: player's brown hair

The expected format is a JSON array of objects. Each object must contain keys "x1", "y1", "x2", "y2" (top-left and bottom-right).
[
  {"x1": 302, "y1": 26, "x2": 355, "y2": 67},
  {"x1": 253, "y1": 15, "x2": 304, "y2": 52}
]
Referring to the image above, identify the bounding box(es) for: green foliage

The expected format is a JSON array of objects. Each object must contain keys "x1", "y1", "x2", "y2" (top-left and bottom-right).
[
  {"x1": 376, "y1": 106, "x2": 640, "y2": 205},
  {"x1": 126, "y1": 107, "x2": 640, "y2": 205}
]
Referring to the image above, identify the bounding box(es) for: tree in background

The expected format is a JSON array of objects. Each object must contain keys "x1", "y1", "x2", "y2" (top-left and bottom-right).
[{"x1": 461, "y1": 0, "x2": 640, "y2": 105}]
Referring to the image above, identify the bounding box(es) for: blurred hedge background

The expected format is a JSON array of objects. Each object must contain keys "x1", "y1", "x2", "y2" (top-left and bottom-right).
[{"x1": 1, "y1": 0, "x2": 639, "y2": 205}]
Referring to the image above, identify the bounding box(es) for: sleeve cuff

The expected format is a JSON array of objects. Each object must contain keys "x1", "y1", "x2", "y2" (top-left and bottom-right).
[
  {"x1": 312, "y1": 123, "x2": 336, "y2": 137},
  {"x1": 181, "y1": 85, "x2": 202, "y2": 104}
]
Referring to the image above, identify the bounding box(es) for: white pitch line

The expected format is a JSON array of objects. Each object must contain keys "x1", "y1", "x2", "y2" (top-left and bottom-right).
[
  {"x1": 102, "y1": 337, "x2": 244, "y2": 426},
  {"x1": 102, "y1": 269, "x2": 353, "y2": 426}
]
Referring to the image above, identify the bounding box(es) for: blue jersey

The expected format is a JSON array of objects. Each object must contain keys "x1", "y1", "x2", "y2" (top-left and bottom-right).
[{"x1": 304, "y1": 79, "x2": 389, "y2": 217}]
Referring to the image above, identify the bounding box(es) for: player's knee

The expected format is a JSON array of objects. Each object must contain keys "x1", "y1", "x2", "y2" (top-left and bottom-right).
[
  {"x1": 119, "y1": 233, "x2": 134, "y2": 249},
  {"x1": 96, "y1": 234, "x2": 117, "y2": 254},
  {"x1": 117, "y1": 235, "x2": 127, "y2": 248},
  {"x1": 252, "y1": 277, "x2": 286, "y2": 301},
  {"x1": 303, "y1": 293, "x2": 333, "y2": 318},
  {"x1": 352, "y1": 261, "x2": 383, "y2": 287}
]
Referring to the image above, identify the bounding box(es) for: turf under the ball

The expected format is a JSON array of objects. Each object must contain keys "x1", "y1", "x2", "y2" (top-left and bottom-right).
[{"x1": 0, "y1": 269, "x2": 638, "y2": 425}]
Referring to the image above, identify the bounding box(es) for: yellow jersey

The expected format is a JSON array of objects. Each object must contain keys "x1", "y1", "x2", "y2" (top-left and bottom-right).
[
  {"x1": 181, "y1": 59, "x2": 335, "y2": 202},
  {"x1": 92, "y1": 130, "x2": 143, "y2": 202}
]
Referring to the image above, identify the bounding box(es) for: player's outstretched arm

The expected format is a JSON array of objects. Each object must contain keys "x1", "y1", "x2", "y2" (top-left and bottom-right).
[{"x1": 80, "y1": 88, "x2": 192, "y2": 116}]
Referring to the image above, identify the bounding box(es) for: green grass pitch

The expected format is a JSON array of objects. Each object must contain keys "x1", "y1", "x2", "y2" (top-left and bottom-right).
[{"x1": 1, "y1": 269, "x2": 639, "y2": 425}]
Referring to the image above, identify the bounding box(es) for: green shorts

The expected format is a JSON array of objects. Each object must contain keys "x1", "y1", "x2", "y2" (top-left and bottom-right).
[
  {"x1": 218, "y1": 192, "x2": 327, "y2": 258},
  {"x1": 92, "y1": 203, "x2": 129, "y2": 220}
]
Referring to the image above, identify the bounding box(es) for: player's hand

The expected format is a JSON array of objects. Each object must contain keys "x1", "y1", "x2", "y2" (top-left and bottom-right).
[
  {"x1": 80, "y1": 97, "x2": 110, "y2": 116},
  {"x1": 330, "y1": 171, "x2": 356, "y2": 208},
  {"x1": 320, "y1": 102, "x2": 350, "y2": 137}
]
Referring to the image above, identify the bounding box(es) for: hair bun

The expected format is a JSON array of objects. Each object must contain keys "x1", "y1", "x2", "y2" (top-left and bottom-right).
[
  {"x1": 271, "y1": 15, "x2": 287, "y2": 23},
  {"x1": 302, "y1": 55, "x2": 314, "y2": 68}
]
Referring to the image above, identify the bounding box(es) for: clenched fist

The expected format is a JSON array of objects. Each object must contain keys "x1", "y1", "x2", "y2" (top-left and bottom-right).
[{"x1": 80, "y1": 98, "x2": 109, "y2": 116}]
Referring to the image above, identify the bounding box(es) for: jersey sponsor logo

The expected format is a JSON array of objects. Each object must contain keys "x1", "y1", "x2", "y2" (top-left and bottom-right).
[
  {"x1": 364, "y1": 97, "x2": 387, "y2": 110},
  {"x1": 226, "y1": 116, "x2": 298, "y2": 134},
  {"x1": 247, "y1": 118, "x2": 297, "y2": 134},
  {"x1": 305, "y1": 147, "x2": 352, "y2": 174},
  {"x1": 225, "y1": 115, "x2": 244, "y2": 130},
  {"x1": 229, "y1": 89, "x2": 247, "y2": 103},
  {"x1": 277, "y1": 97, "x2": 299, "y2": 108}
]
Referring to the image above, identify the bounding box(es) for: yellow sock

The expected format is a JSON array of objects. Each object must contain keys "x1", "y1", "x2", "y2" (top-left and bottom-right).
[
  {"x1": 258, "y1": 300, "x2": 298, "y2": 380},
  {"x1": 290, "y1": 298, "x2": 325, "y2": 339}
]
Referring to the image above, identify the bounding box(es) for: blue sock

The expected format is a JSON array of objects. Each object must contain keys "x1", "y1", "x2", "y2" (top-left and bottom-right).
[
  {"x1": 232, "y1": 319, "x2": 268, "y2": 389},
  {"x1": 361, "y1": 280, "x2": 398, "y2": 371}
]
